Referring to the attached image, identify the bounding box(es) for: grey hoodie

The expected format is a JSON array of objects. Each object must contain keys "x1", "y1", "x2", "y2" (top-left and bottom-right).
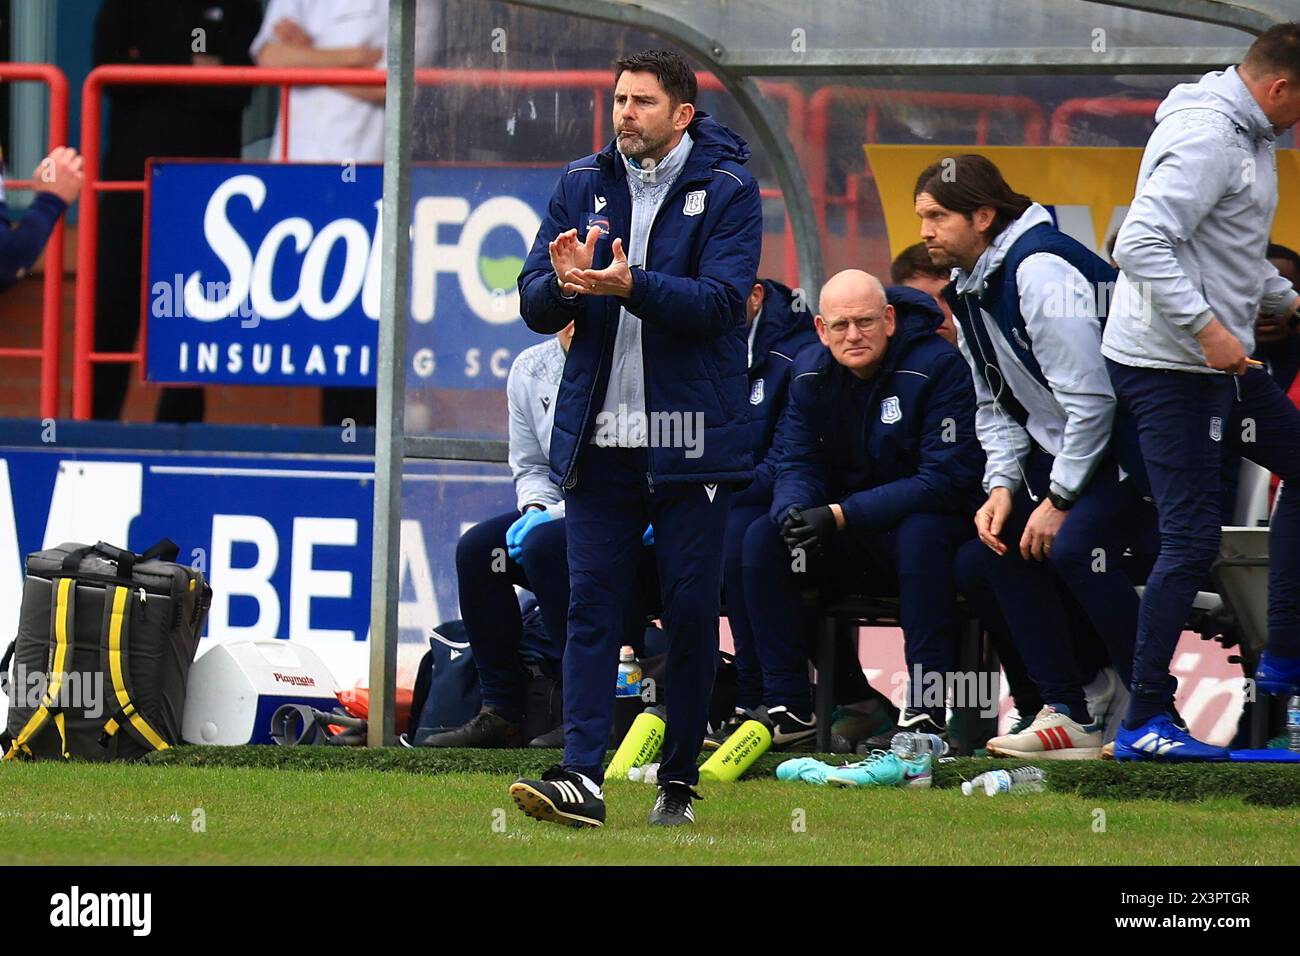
[
  {"x1": 1103, "y1": 67, "x2": 1299, "y2": 373},
  {"x1": 507, "y1": 337, "x2": 566, "y2": 515},
  {"x1": 953, "y1": 204, "x2": 1116, "y2": 500}
]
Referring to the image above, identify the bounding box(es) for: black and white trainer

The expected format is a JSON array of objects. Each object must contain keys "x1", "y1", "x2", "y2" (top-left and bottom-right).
[
  {"x1": 702, "y1": 707, "x2": 750, "y2": 751},
  {"x1": 509, "y1": 765, "x2": 605, "y2": 828},
  {"x1": 766, "y1": 705, "x2": 817, "y2": 751},
  {"x1": 860, "y1": 707, "x2": 945, "y2": 753},
  {"x1": 648, "y1": 781, "x2": 702, "y2": 826}
]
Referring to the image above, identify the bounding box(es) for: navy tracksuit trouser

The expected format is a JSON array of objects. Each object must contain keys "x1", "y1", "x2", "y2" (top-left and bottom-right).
[
  {"x1": 455, "y1": 510, "x2": 572, "y2": 723},
  {"x1": 948, "y1": 550, "x2": 1045, "y2": 716},
  {"x1": 1107, "y1": 361, "x2": 1300, "y2": 720},
  {"x1": 721, "y1": 501, "x2": 771, "y2": 711},
  {"x1": 563, "y1": 445, "x2": 731, "y2": 787},
  {"x1": 724, "y1": 502, "x2": 867, "y2": 712},
  {"x1": 741, "y1": 509, "x2": 971, "y2": 716},
  {"x1": 953, "y1": 448, "x2": 1150, "y2": 719}
]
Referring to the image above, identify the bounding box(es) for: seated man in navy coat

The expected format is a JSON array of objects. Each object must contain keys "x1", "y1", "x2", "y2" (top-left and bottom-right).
[{"x1": 740, "y1": 270, "x2": 985, "y2": 748}]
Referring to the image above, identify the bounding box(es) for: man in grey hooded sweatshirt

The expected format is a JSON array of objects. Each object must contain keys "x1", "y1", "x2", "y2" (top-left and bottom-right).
[{"x1": 1104, "y1": 23, "x2": 1300, "y2": 760}]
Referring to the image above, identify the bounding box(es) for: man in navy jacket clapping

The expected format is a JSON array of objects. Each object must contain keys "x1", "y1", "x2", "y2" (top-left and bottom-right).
[{"x1": 511, "y1": 50, "x2": 762, "y2": 828}]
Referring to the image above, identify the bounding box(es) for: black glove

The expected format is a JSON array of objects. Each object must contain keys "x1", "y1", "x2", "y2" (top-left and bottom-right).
[
  {"x1": 779, "y1": 508, "x2": 804, "y2": 550},
  {"x1": 780, "y1": 505, "x2": 837, "y2": 556}
]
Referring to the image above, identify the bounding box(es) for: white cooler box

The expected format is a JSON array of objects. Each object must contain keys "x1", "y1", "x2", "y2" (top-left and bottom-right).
[{"x1": 183, "y1": 640, "x2": 341, "y2": 745}]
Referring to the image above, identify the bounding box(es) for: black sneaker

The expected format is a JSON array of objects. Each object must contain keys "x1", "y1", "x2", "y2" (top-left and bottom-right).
[
  {"x1": 648, "y1": 781, "x2": 701, "y2": 826},
  {"x1": 829, "y1": 697, "x2": 896, "y2": 753},
  {"x1": 859, "y1": 708, "x2": 945, "y2": 754},
  {"x1": 528, "y1": 724, "x2": 564, "y2": 748},
  {"x1": 702, "y1": 708, "x2": 749, "y2": 751},
  {"x1": 509, "y1": 765, "x2": 605, "y2": 828},
  {"x1": 415, "y1": 708, "x2": 525, "y2": 748},
  {"x1": 766, "y1": 705, "x2": 817, "y2": 751}
]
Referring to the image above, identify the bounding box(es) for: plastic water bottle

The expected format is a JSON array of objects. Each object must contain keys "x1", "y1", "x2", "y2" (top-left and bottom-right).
[
  {"x1": 628, "y1": 763, "x2": 659, "y2": 784},
  {"x1": 967, "y1": 766, "x2": 1045, "y2": 796},
  {"x1": 615, "y1": 646, "x2": 642, "y2": 698},
  {"x1": 1288, "y1": 696, "x2": 1300, "y2": 752},
  {"x1": 605, "y1": 705, "x2": 666, "y2": 780},
  {"x1": 699, "y1": 716, "x2": 772, "y2": 783},
  {"x1": 890, "y1": 732, "x2": 949, "y2": 759}
]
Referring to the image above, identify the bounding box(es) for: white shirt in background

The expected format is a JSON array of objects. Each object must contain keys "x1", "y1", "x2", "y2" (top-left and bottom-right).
[{"x1": 251, "y1": 0, "x2": 439, "y2": 163}]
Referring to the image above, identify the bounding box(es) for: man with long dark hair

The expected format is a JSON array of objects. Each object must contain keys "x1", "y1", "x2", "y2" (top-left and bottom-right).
[{"x1": 914, "y1": 154, "x2": 1151, "y2": 758}]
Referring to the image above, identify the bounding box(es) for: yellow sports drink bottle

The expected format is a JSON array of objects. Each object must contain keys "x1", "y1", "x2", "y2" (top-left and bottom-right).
[
  {"x1": 699, "y1": 717, "x2": 772, "y2": 783},
  {"x1": 606, "y1": 705, "x2": 667, "y2": 780}
]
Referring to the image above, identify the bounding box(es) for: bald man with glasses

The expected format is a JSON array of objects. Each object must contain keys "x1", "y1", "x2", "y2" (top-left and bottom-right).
[{"x1": 736, "y1": 269, "x2": 984, "y2": 748}]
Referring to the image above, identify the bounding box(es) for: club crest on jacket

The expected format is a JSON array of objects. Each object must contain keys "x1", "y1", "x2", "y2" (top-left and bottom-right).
[{"x1": 881, "y1": 396, "x2": 902, "y2": 424}]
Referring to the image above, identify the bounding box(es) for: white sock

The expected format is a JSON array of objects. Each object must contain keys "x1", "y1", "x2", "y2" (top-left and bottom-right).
[{"x1": 575, "y1": 772, "x2": 603, "y2": 799}]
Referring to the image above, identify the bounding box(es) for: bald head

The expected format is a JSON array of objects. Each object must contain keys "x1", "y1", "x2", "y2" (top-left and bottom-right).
[
  {"x1": 819, "y1": 269, "x2": 886, "y2": 317},
  {"x1": 815, "y1": 269, "x2": 896, "y2": 380}
]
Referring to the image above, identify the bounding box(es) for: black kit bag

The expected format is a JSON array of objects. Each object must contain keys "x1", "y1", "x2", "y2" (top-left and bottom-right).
[
  {"x1": 2, "y1": 540, "x2": 211, "y2": 762},
  {"x1": 411, "y1": 621, "x2": 482, "y2": 743},
  {"x1": 406, "y1": 607, "x2": 562, "y2": 742}
]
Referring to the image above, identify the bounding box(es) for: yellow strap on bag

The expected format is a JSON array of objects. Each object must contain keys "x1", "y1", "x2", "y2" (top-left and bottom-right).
[
  {"x1": 4, "y1": 577, "x2": 75, "y2": 761},
  {"x1": 103, "y1": 585, "x2": 169, "y2": 753}
]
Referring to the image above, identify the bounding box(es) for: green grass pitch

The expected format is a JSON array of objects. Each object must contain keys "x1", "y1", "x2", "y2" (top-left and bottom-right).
[{"x1": 0, "y1": 748, "x2": 1298, "y2": 865}]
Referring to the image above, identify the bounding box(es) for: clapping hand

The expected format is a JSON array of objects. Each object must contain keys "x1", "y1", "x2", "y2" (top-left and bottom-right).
[
  {"x1": 549, "y1": 226, "x2": 601, "y2": 296},
  {"x1": 568, "y1": 237, "x2": 633, "y2": 298}
]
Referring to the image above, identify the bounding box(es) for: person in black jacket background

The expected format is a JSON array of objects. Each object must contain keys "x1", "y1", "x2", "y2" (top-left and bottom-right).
[
  {"x1": 707, "y1": 278, "x2": 816, "y2": 744},
  {"x1": 91, "y1": 0, "x2": 263, "y2": 422}
]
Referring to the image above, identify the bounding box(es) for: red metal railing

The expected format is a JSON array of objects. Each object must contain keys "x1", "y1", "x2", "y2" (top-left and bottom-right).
[
  {"x1": 808, "y1": 87, "x2": 1047, "y2": 264},
  {"x1": 1049, "y1": 98, "x2": 1159, "y2": 145},
  {"x1": 73, "y1": 65, "x2": 808, "y2": 419},
  {"x1": 0, "y1": 62, "x2": 69, "y2": 420},
  {"x1": 75, "y1": 65, "x2": 388, "y2": 420}
]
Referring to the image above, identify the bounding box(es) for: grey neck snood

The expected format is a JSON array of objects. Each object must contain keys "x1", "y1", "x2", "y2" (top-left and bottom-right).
[{"x1": 621, "y1": 129, "x2": 693, "y2": 192}]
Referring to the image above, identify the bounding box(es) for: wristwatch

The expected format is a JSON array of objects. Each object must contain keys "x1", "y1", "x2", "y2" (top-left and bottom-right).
[{"x1": 1047, "y1": 491, "x2": 1075, "y2": 511}]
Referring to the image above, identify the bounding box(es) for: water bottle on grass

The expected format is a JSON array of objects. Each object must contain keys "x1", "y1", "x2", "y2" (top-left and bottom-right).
[
  {"x1": 606, "y1": 705, "x2": 666, "y2": 780},
  {"x1": 699, "y1": 712, "x2": 772, "y2": 783},
  {"x1": 962, "y1": 766, "x2": 1045, "y2": 796}
]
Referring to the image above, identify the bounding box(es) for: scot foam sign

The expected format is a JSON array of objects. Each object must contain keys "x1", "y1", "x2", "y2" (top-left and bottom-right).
[{"x1": 145, "y1": 161, "x2": 555, "y2": 388}]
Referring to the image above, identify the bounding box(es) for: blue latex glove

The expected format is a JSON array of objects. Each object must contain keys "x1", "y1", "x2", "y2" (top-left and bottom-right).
[
  {"x1": 506, "y1": 507, "x2": 554, "y2": 561},
  {"x1": 642, "y1": 524, "x2": 655, "y2": 548}
]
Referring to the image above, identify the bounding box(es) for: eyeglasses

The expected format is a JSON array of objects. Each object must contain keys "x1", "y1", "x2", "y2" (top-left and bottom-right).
[{"x1": 824, "y1": 313, "x2": 884, "y2": 336}]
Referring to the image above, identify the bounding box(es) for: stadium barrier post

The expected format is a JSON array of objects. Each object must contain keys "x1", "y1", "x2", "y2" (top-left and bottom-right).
[{"x1": 367, "y1": 0, "x2": 416, "y2": 747}]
